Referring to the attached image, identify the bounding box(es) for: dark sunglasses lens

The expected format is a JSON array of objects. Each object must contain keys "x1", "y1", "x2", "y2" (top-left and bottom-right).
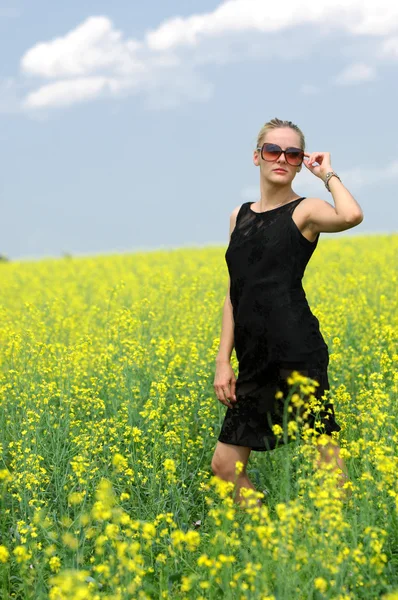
[
  {"x1": 286, "y1": 149, "x2": 304, "y2": 165},
  {"x1": 262, "y1": 144, "x2": 281, "y2": 161}
]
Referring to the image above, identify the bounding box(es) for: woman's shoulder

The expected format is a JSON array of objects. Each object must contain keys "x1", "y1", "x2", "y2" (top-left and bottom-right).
[
  {"x1": 229, "y1": 202, "x2": 250, "y2": 236},
  {"x1": 231, "y1": 202, "x2": 250, "y2": 217}
]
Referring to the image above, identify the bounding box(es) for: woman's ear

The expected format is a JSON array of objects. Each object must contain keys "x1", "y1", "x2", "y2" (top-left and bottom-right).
[{"x1": 253, "y1": 150, "x2": 260, "y2": 167}]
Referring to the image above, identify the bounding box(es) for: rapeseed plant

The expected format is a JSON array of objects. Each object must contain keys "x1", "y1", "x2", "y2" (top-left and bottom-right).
[{"x1": 0, "y1": 237, "x2": 396, "y2": 598}]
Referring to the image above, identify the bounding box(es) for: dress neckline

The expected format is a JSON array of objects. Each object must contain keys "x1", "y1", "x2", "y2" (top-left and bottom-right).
[{"x1": 249, "y1": 197, "x2": 306, "y2": 215}]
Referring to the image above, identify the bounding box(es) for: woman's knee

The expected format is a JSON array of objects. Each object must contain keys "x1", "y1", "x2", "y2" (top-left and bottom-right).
[
  {"x1": 211, "y1": 441, "x2": 251, "y2": 479},
  {"x1": 316, "y1": 439, "x2": 340, "y2": 463},
  {"x1": 211, "y1": 456, "x2": 236, "y2": 480}
]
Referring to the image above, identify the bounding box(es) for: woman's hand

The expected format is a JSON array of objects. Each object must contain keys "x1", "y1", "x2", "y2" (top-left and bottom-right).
[
  {"x1": 214, "y1": 361, "x2": 237, "y2": 409},
  {"x1": 303, "y1": 151, "x2": 332, "y2": 182}
]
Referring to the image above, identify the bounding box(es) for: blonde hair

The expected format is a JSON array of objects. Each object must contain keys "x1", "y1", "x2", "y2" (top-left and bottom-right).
[{"x1": 256, "y1": 117, "x2": 305, "y2": 151}]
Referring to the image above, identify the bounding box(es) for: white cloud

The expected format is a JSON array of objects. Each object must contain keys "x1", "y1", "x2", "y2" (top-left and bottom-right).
[
  {"x1": 23, "y1": 77, "x2": 134, "y2": 109},
  {"x1": 339, "y1": 160, "x2": 398, "y2": 188},
  {"x1": 20, "y1": 16, "x2": 199, "y2": 110},
  {"x1": 378, "y1": 37, "x2": 398, "y2": 59},
  {"x1": 145, "y1": 0, "x2": 398, "y2": 51},
  {"x1": 302, "y1": 160, "x2": 398, "y2": 192},
  {"x1": 21, "y1": 16, "x2": 143, "y2": 78},
  {"x1": 333, "y1": 63, "x2": 376, "y2": 86},
  {"x1": 17, "y1": 1, "x2": 398, "y2": 111}
]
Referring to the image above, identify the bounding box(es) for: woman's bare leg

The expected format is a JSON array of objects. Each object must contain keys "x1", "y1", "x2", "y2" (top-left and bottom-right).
[
  {"x1": 211, "y1": 441, "x2": 262, "y2": 508},
  {"x1": 315, "y1": 439, "x2": 352, "y2": 496}
]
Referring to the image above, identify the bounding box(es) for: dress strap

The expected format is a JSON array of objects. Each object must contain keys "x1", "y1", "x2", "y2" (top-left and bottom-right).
[
  {"x1": 235, "y1": 202, "x2": 250, "y2": 224},
  {"x1": 286, "y1": 197, "x2": 306, "y2": 214}
]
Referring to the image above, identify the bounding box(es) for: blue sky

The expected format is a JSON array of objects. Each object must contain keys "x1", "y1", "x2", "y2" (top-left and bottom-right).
[{"x1": 1, "y1": 0, "x2": 397, "y2": 261}]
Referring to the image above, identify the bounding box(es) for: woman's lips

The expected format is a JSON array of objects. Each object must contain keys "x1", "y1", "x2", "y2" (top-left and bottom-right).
[{"x1": 273, "y1": 169, "x2": 287, "y2": 173}]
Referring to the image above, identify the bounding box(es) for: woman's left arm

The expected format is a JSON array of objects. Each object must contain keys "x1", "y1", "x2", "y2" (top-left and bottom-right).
[{"x1": 303, "y1": 151, "x2": 364, "y2": 233}]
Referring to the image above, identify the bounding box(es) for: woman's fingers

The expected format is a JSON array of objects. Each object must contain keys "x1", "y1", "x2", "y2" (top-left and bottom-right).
[
  {"x1": 214, "y1": 383, "x2": 236, "y2": 408},
  {"x1": 305, "y1": 151, "x2": 330, "y2": 166},
  {"x1": 221, "y1": 388, "x2": 233, "y2": 408},
  {"x1": 223, "y1": 384, "x2": 236, "y2": 408}
]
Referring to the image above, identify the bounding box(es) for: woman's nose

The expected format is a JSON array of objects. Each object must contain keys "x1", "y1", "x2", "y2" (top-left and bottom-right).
[{"x1": 277, "y1": 153, "x2": 287, "y2": 163}]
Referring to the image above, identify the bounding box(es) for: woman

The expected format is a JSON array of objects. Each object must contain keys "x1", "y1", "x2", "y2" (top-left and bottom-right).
[{"x1": 212, "y1": 117, "x2": 363, "y2": 507}]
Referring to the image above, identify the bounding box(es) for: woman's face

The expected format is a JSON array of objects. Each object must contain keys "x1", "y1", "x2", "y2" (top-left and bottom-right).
[{"x1": 253, "y1": 127, "x2": 303, "y2": 184}]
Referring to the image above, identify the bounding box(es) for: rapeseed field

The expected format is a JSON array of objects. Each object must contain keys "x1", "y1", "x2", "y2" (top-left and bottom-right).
[{"x1": 0, "y1": 234, "x2": 397, "y2": 599}]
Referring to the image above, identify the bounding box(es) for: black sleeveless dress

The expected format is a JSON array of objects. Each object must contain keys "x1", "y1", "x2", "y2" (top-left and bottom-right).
[{"x1": 217, "y1": 197, "x2": 341, "y2": 452}]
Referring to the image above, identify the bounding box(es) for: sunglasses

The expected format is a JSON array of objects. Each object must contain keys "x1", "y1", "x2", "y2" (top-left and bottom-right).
[{"x1": 256, "y1": 143, "x2": 304, "y2": 167}]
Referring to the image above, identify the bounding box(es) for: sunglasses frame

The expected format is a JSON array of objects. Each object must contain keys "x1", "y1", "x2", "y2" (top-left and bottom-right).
[{"x1": 256, "y1": 143, "x2": 304, "y2": 166}]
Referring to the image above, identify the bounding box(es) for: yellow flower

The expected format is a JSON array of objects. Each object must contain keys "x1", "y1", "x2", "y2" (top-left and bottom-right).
[
  {"x1": 61, "y1": 532, "x2": 79, "y2": 550},
  {"x1": 199, "y1": 581, "x2": 211, "y2": 589},
  {"x1": 105, "y1": 523, "x2": 119, "y2": 539},
  {"x1": 68, "y1": 491, "x2": 86, "y2": 505},
  {"x1": 184, "y1": 530, "x2": 201, "y2": 551},
  {"x1": 170, "y1": 530, "x2": 185, "y2": 549},
  {"x1": 272, "y1": 424, "x2": 283, "y2": 437},
  {"x1": 13, "y1": 545, "x2": 32, "y2": 563},
  {"x1": 44, "y1": 544, "x2": 57, "y2": 557},
  {"x1": 142, "y1": 523, "x2": 156, "y2": 540},
  {"x1": 181, "y1": 574, "x2": 195, "y2": 592},
  {"x1": 112, "y1": 453, "x2": 128, "y2": 471},
  {"x1": 235, "y1": 461, "x2": 244, "y2": 475},
  {"x1": 49, "y1": 556, "x2": 61, "y2": 573},
  {"x1": 197, "y1": 554, "x2": 212, "y2": 568},
  {"x1": 0, "y1": 469, "x2": 12, "y2": 483},
  {"x1": 156, "y1": 553, "x2": 167, "y2": 564},
  {"x1": 163, "y1": 458, "x2": 176, "y2": 473},
  {"x1": 0, "y1": 545, "x2": 9, "y2": 563},
  {"x1": 314, "y1": 577, "x2": 328, "y2": 593}
]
